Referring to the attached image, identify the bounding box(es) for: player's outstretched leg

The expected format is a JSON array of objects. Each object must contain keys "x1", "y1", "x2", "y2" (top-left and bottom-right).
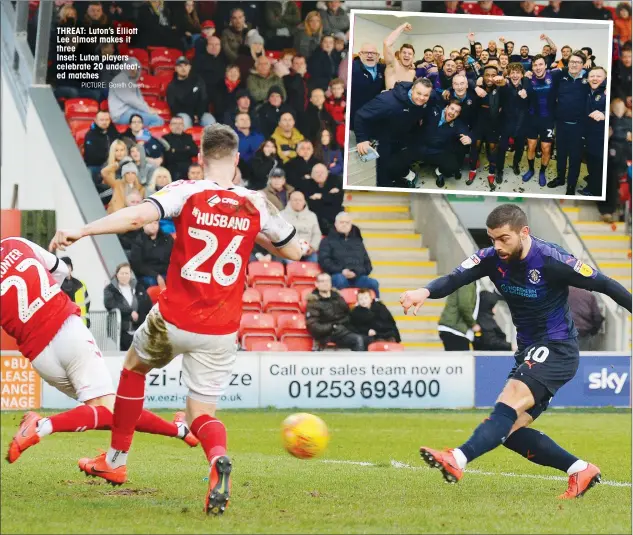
[{"x1": 503, "y1": 427, "x2": 601, "y2": 499}]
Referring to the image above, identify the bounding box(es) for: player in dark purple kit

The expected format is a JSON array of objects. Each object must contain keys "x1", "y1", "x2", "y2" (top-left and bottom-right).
[{"x1": 400, "y1": 204, "x2": 632, "y2": 499}]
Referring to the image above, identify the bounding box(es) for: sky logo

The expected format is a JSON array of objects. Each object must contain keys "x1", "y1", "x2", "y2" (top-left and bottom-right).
[{"x1": 585, "y1": 367, "x2": 629, "y2": 395}]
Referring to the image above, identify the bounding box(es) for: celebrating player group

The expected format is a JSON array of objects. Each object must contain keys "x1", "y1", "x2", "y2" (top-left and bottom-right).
[{"x1": 353, "y1": 25, "x2": 608, "y2": 195}]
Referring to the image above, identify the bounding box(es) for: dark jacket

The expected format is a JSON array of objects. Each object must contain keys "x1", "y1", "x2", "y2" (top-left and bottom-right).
[
  {"x1": 130, "y1": 230, "x2": 174, "y2": 279},
  {"x1": 223, "y1": 106, "x2": 261, "y2": 133},
  {"x1": 284, "y1": 71, "x2": 309, "y2": 116},
  {"x1": 307, "y1": 48, "x2": 342, "y2": 91},
  {"x1": 258, "y1": 101, "x2": 296, "y2": 138},
  {"x1": 306, "y1": 288, "x2": 353, "y2": 342},
  {"x1": 350, "y1": 57, "x2": 386, "y2": 130},
  {"x1": 473, "y1": 290, "x2": 512, "y2": 351},
  {"x1": 133, "y1": 2, "x2": 181, "y2": 49},
  {"x1": 302, "y1": 174, "x2": 344, "y2": 234},
  {"x1": 354, "y1": 81, "x2": 431, "y2": 143},
  {"x1": 318, "y1": 224, "x2": 372, "y2": 277},
  {"x1": 584, "y1": 81, "x2": 608, "y2": 151},
  {"x1": 445, "y1": 88, "x2": 479, "y2": 129},
  {"x1": 162, "y1": 132, "x2": 199, "y2": 180},
  {"x1": 419, "y1": 105, "x2": 470, "y2": 155},
  {"x1": 612, "y1": 59, "x2": 633, "y2": 100},
  {"x1": 249, "y1": 150, "x2": 282, "y2": 191},
  {"x1": 284, "y1": 155, "x2": 321, "y2": 191},
  {"x1": 193, "y1": 49, "x2": 227, "y2": 108},
  {"x1": 500, "y1": 77, "x2": 531, "y2": 130},
  {"x1": 83, "y1": 121, "x2": 121, "y2": 168},
  {"x1": 166, "y1": 74, "x2": 209, "y2": 120},
  {"x1": 568, "y1": 286, "x2": 604, "y2": 337},
  {"x1": 554, "y1": 68, "x2": 590, "y2": 123},
  {"x1": 118, "y1": 228, "x2": 144, "y2": 259},
  {"x1": 104, "y1": 277, "x2": 152, "y2": 334},
  {"x1": 60, "y1": 276, "x2": 91, "y2": 328},
  {"x1": 350, "y1": 300, "x2": 401, "y2": 342},
  {"x1": 212, "y1": 79, "x2": 246, "y2": 121},
  {"x1": 300, "y1": 103, "x2": 336, "y2": 143}
]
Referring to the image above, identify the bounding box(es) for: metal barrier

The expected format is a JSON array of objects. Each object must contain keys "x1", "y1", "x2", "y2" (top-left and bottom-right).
[{"x1": 89, "y1": 310, "x2": 121, "y2": 351}]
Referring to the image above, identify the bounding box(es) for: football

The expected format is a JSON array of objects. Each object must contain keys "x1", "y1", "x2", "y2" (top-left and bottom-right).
[{"x1": 281, "y1": 413, "x2": 330, "y2": 459}]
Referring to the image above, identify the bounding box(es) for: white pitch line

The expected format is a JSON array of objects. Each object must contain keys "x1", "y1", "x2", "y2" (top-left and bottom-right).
[{"x1": 318, "y1": 458, "x2": 632, "y2": 488}]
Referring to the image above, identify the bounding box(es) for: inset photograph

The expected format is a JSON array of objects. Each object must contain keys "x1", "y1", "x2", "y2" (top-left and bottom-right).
[{"x1": 344, "y1": 11, "x2": 613, "y2": 199}]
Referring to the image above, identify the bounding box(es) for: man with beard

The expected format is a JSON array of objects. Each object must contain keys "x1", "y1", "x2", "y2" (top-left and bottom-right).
[
  {"x1": 388, "y1": 99, "x2": 472, "y2": 189},
  {"x1": 432, "y1": 45, "x2": 445, "y2": 70},
  {"x1": 555, "y1": 45, "x2": 573, "y2": 69},
  {"x1": 355, "y1": 78, "x2": 434, "y2": 188},
  {"x1": 501, "y1": 38, "x2": 532, "y2": 71},
  {"x1": 429, "y1": 58, "x2": 458, "y2": 94},
  {"x1": 468, "y1": 66, "x2": 505, "y2": 191},
  {"x1": 468, "y1": 33, "x2": 498, "y2": 60},
  {"x1": 401, "y1": 203, "x2": 631, "y2": 498},
  {"x1": 547, "y1": 51, "x2": 590, "y2": 195},
  {"x1": 384, "y1": 23, "x2": 416, "y2": 89},
  {"x1": 495, "y1": 63, "x2": 531, "y2": 182},
  {"x1": 523, "y1": 55, "x2": 558, "y2": 187},
  {"x1": 579, "y1": 67, "x2": 608, "y2": 197},
  {"x1": 350, "y1": 43, "x2": 386, "y2": 131}
]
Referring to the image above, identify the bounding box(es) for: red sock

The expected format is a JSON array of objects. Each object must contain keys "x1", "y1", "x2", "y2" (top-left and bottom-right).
[
  {"x1": 191, "y1": 415, "x2": 226, "y2": 461},
  {"x1": 135, "y1": 410, "x2": 178, "y2": 437},
  {"x1": 110, "y1": 369, "x2": 146, "y2": 452},
  {"x1": 49, "y1": 405, "x2": 112, "y2": 432}
]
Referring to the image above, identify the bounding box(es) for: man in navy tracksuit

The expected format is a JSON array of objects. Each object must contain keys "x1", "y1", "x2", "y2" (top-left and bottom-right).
[
  {"x1": 496, "y1": 63, "x2": 532, "y2": 182},
  {"x1": 580, "y1": 67, "x2": 608, "y2": 197},
  {"x1": 350, "y1": 46, "x2": 386, "y2": 132},
  {"x1": 443, "y1": 74, "x2": 479, "y2": 170},
  {"x1": 547, "y1": 51, "x2": 590, "y2": 195},
  {"x1": 388, "y1": 99, "x2": 472, "y2": 188},
  {"x1": 355, "y1": 78, "x2": 433, "y2": 188}
]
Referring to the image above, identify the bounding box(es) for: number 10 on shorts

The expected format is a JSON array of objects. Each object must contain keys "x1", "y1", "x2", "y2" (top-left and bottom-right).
[{"x1": 524, "y1": 346, "x2": 550, "y2": 363}]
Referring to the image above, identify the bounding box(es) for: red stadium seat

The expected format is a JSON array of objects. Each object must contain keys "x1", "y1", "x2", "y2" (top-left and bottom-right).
[
  {"x1": 115, "y1": 123, "x2": 128, "y2": 133},
  {"x1": 238, "y1": 312, "x2": 276, "y2": 347},
  {"x1": 150, "y1": 47, "x2": 183, "y2": 73},
  {"x1": 186, "y1": 126, "x2": 204, "y2": 145},
  {"x1": 64, "y1": 98, "x2": 99, "y2": 120},
  {"x1": 286, "y1": 261, "x2": 321, "y2": 287},
  {"x1": 339, "y1": 288, "x2": 376, "y2": 307},
  {"x1": 185, "y1": 48, "x2": 196, "y2": 61},
  {"x1": 283, "y1": 337, "x2": 314, "y2": 351},
  {"x1": 149, "y1": 125, "x2": 171, "y2": 138},
  {"x1": 138, "y1": 74, "x2": 163, "y2": 99},
  {"x1": 248, "y1": 340, "x2": 288, "y2": 352},
  {"x1": 242, "y1": 287, "x2": 262, "y2": 312},
  {"x1": 127, "y1": 47, "x2": 150, "y2": 69},
  {"x1": 299, "y1": 286, "x2": 315, "y2": 312},
  {"x1": 74, "y1": 125, "x2": 91, "y2": 147},
  {"x1": 276, "y1": 312, "x2": 307, "y2": 335},
  {"x1": 262, "y1": 287, "x2": 301, "y2": 316},
  {"x1": 368, "y1": 341, "x2": 405, "y2": 352},
  {"x1": 99, "y1": 99, "x2": 109, "y2": 111},
  {"x1": 146, "y1": 285, "x2": 161, "y2": 305},
  {"x1": 154, "y1": 70, "x2": 175, "y2": 95},
  {"x1": 247, "y1": 261, "x2": 285, "y2": 287},
  {"x1": 151, "y1": 100, "x2": 172, "y2": 121}
]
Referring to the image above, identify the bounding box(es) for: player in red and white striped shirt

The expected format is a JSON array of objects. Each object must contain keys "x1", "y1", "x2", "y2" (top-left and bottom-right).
[
  {"x1": 1, "y1": 237, "x2": 200, "y2": 465},
  {"x1": 50, "y1": 124, "x2": 306, "y2": 515}
]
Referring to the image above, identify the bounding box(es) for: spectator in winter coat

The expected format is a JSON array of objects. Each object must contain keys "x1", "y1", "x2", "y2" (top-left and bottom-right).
[
  {"x1": 271, "y1": 112, "x2": 305, "y2": 163},
  {"x1": 263, "y1": 1, "x2": 301, "y2": 50},
  {"x1": 568, "y1": 286, "x2": 605, "y2": 351},
  {"x1": 162, "y1": 116, "x2": 199, "y2": 180},
  {"x1": 472, "y1": 290, "x2": 512, "y2": 351},
  {"x1": 128, "y1": 144, "x2": 156, "y2": 187},
  {"x1": 130, "y1": 220, "x2": 174, "y2": 289},
  {"x1": 350, "y1": 47, "x2": 386, "y2": 131},
  {"x1": 221, "y1": 7, "x2": 252, "y2": 64},
  {"x1": 104, "y1": 262, "x2": 152, "y2": 350},
  {"x1": 234, "y1": 112, "x2": 265, "y2": 163},
  {"x1": 612, "y1": 44, "x2": 632, "y2": 101},
  {"x1": 307, "y1": 35, "x2": 341, "y2": 91},
  {"x1": 102, "y1": 157, "x2": 146, "y2": 214},
  {"x1": 223, "y1": 89, "x2": 261, "y2": 131},
  {"x1": 83, "y1": 110, "x2": 121, "y2": 182},
  {"x1": 306, "y1": 272, "x2": 368, "y2": 351},
  {"x1": 261, "y1": 167, "x2": 295, "y2": 211},
  {"x1": 350, "y1": 288, "x2": 400, "y2": 343},
  {"x1": 281, "y1": 190, "x2": 322, "y2": 263},
  {"x1": 118, "y1": 190, "x2": 145, "y2": 258},
  {"x1": 318, "y1": 212, "x2": 380, "y2": 297},
  {"x1": 258, "y1": 85, "x2": 296, "y2": 138},
  {"x1": 211, "y1": 64, "x2": 244, "y2": 122},
  {"x1": 284, "y1": 140, "x2": 321, "y2": 191},
  {"x1": 319, "y1": 1, "x2": 350, "y2": 34},
  {"x1": 193, "y1": 35, "x2": 227, "y2": 108},
  {"x1": 236, "y1": 29, "x2": 267, "y2": 82},
  {"x1": 248, "y1": 139, "x2": 282, "y2": 191},
  {"x1": 59, "y1": 256, "x2": 91, "y2": 328},
  {"x1": 134, "y1": 0, "x2": 181, "y2": 49},
  {"x1": 284, "y1": 54, "x2": 310, "y2": 116},
  {"x1": 294, "y1": 11, "x2": 323, "y2": 60},
  {"x1": 174, "y1": 0, "x2": 202, "y2": 50},
  {"x1": 438, "y1": 281, "x2": 482, "y2": 351},
  {"x1": 120, "y1": 114, "x2": 166, "y2": 166},
  {"x1": 166, "y1": 56, "x2": 215, "y2": 129},
  {"x1": 614, "y1": 2, "x2": 632, "y2": 44},
  {"x1": 301, "y1": 88, "x2": 337, "y2": 142},
  {"x1": 325, "y1": 77, "x2": 347, "y2": 126},
  {"x1": 108, "y1": 58, "x2": 164, "y2": 127},
  {"x1": 314, "y1": 128, "x2": 343, "y2": 177},
  {"x1": 247, "y1": 55, "x2": 287, "y2": 106}
]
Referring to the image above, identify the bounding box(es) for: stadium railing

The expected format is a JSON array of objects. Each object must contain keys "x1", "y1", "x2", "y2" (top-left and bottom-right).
[{"x1": 89, "y1": 310, "x2": 122, "y2": 351}]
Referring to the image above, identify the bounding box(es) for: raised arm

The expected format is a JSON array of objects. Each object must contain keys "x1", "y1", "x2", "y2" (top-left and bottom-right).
[
  {"x1": 540, "y1": 34, "x2": 557, "y2": 54},
  {"x1": 383, "y1": 23, "x2": 411, "y2": 67}
]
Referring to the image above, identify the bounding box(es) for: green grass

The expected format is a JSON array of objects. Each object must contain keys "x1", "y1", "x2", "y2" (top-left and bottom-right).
[{"x1": 1, "y1": 409, "x2": 631, "y2": 534}]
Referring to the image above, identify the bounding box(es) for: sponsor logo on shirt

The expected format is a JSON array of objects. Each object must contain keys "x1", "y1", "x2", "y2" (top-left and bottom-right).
[
  {"x1": 460, "y1": 254, "x2": 480, "y2": 270},
  {"x1": 573, "y1": 261, "x2": 594, "y2": 277},
  {"x1": 499, "y1": 284, "x2": 538, "y2": 298}
]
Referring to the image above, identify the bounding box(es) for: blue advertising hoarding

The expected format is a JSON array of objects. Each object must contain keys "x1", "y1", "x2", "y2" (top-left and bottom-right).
[{"x1": 475, "y1": 355, "x2": 631, "y2": 407}]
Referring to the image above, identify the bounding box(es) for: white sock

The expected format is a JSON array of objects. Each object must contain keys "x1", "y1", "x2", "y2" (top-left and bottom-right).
[
  {"x1": 567, "y1": 459, "x2": 588, "y2": 475},
  {"x1": 452, "y1": 448, "x2": 468, "y2": 470},
  {"x1": 176, "y1": 422, "x2": 188, "y2": 439},
  {"x1": 435, "y1": 167, "x2": 442, "y2": 177},
  {"x1": 404, "y1": 170, "x2": 416, "y2": 182},
  {"x1": 36, "y1": 418, "x2": 53, "y2": 438},
  {"x1": 106, "y1": 448, "x2": 128, "y2": 469}
]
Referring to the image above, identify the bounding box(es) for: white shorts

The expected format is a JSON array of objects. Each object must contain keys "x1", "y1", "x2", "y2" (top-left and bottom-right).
[
  {"x1": 132, "y1": 305, "x2": 238, "y2": 403},
  {"x1": 31, "y1": 315, "x2": 115, "y2": 403}
]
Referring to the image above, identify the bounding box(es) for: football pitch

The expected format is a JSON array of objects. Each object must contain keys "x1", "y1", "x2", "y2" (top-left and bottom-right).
[{"x1": 1, "y1": 409, "x2": 631, "y2": 534}]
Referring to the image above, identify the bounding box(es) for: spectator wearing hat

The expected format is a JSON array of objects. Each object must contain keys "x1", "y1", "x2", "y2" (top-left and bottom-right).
[
  {"x1": 234, "y1": 112, "x2": 265, "y2": 164},
  {"x1": 108, "y1": 57, "x2": 164, "y2": 127},
  {"x1": 308, "y1": 34, "x2": 342, "y2": 91},
  {"x1": 301, "y1": 87, "x2": 337, "y2": 143},
  {"x1": 222, "y1": 7, "x2": 252, "y2": 64},
  {"x1": 120, "y1": 114, "x2": 167, "y2": 167},
  {"x1": 319, "y1": 1, "x2": 349, "y2": 36},
  {"x1": 258, "y1": 86, "x2": 295, "y2": 138},
  {"x1": 294, "y1": 11, "x2": 323, "y2": 60},
  {"x1": 223, "y1": 89, "x2": 261, "y2": 131},
  {"x1": 249, "y1": 139, "x2": 282, "y2": 191},
  {"x1": 130, "y1": 220, "x2": 174, "y2": 290},
  {"x1": 284, "y1": 140, "x2": 321, "y2": 191},
  {"x1": 102, "y1": 156, "x2": 146, "y2": 214},
  {"x1": 175, "y1": 0, "x2": 202, "y2": 50},
  {"x1": 237, "y1": 30, "x2": 266, "y2": 82},
  {"x1": 281, "y1": 190, "x2": 322, "y2": 263},
  {"x1": 166, "y1": 56, "x2": 216, "y2": 130},
  {"x1": 333, "y1": 31, "x2": 348, "y2": 61},
  {"x1": 261, "y1": 167, "x2": 295, "y2": 212},
  {"x1": 59, "y1": 256, "x2": 91, "y2": 328},
  {"x1": 194, "y1": 19, "x2": 218, "y2": 55},
  {"x1": 83, "y1": 110, "x2": 121, "y2": 184},
  {"x1": 284, "y1": 54, "x2": 310, "y2": 116},
  {"x1": 272, "y1": 111, "x2": 305, "y2": 163},
  {"x1": 247, "y1": 55, "x2": 287, "y2": 107},
  {"x1": 263, "y1": 1, "x2": 301, "y2": 50},
  {"x1": 162, "y1": 116, "x2": 199, "y2": 180}
]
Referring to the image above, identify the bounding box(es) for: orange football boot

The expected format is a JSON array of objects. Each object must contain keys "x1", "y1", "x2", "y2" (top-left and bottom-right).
[
  {"x1": 420, "y1": 447, "x2": 464, "y2": 484},
  {"x1": 174, "y1": 411, "x2": 199, "y2": 447},
  {"x1": 78, "y1": 452, "x2": 127, "y2": 486},
  {"x1": 558, "y1": 463, "x2": 601, "y2": 499},
  {"x1": 204, "y1": 455, "x2": 232, "y2": 515},
  {"x1": 6, "y1": 412, "x2": 41, "y2": 463}
]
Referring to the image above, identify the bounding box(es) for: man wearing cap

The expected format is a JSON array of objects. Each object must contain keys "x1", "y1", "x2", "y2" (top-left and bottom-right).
[
  {"x1": 166, "y1": 55, "x2": 215, "y2": 130},
  {"x1": 194, "y1": 19, "x2": 217, "y2": 55},
  {"x1": 247, "y1": 55, "x2": 286, "y2": 106},
  {"x1": 59, "y1": 257, "x2": 91, "y2": 328},
  {"x1": 108, "y1": 57, "x2": 164, "y2": 127}
]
